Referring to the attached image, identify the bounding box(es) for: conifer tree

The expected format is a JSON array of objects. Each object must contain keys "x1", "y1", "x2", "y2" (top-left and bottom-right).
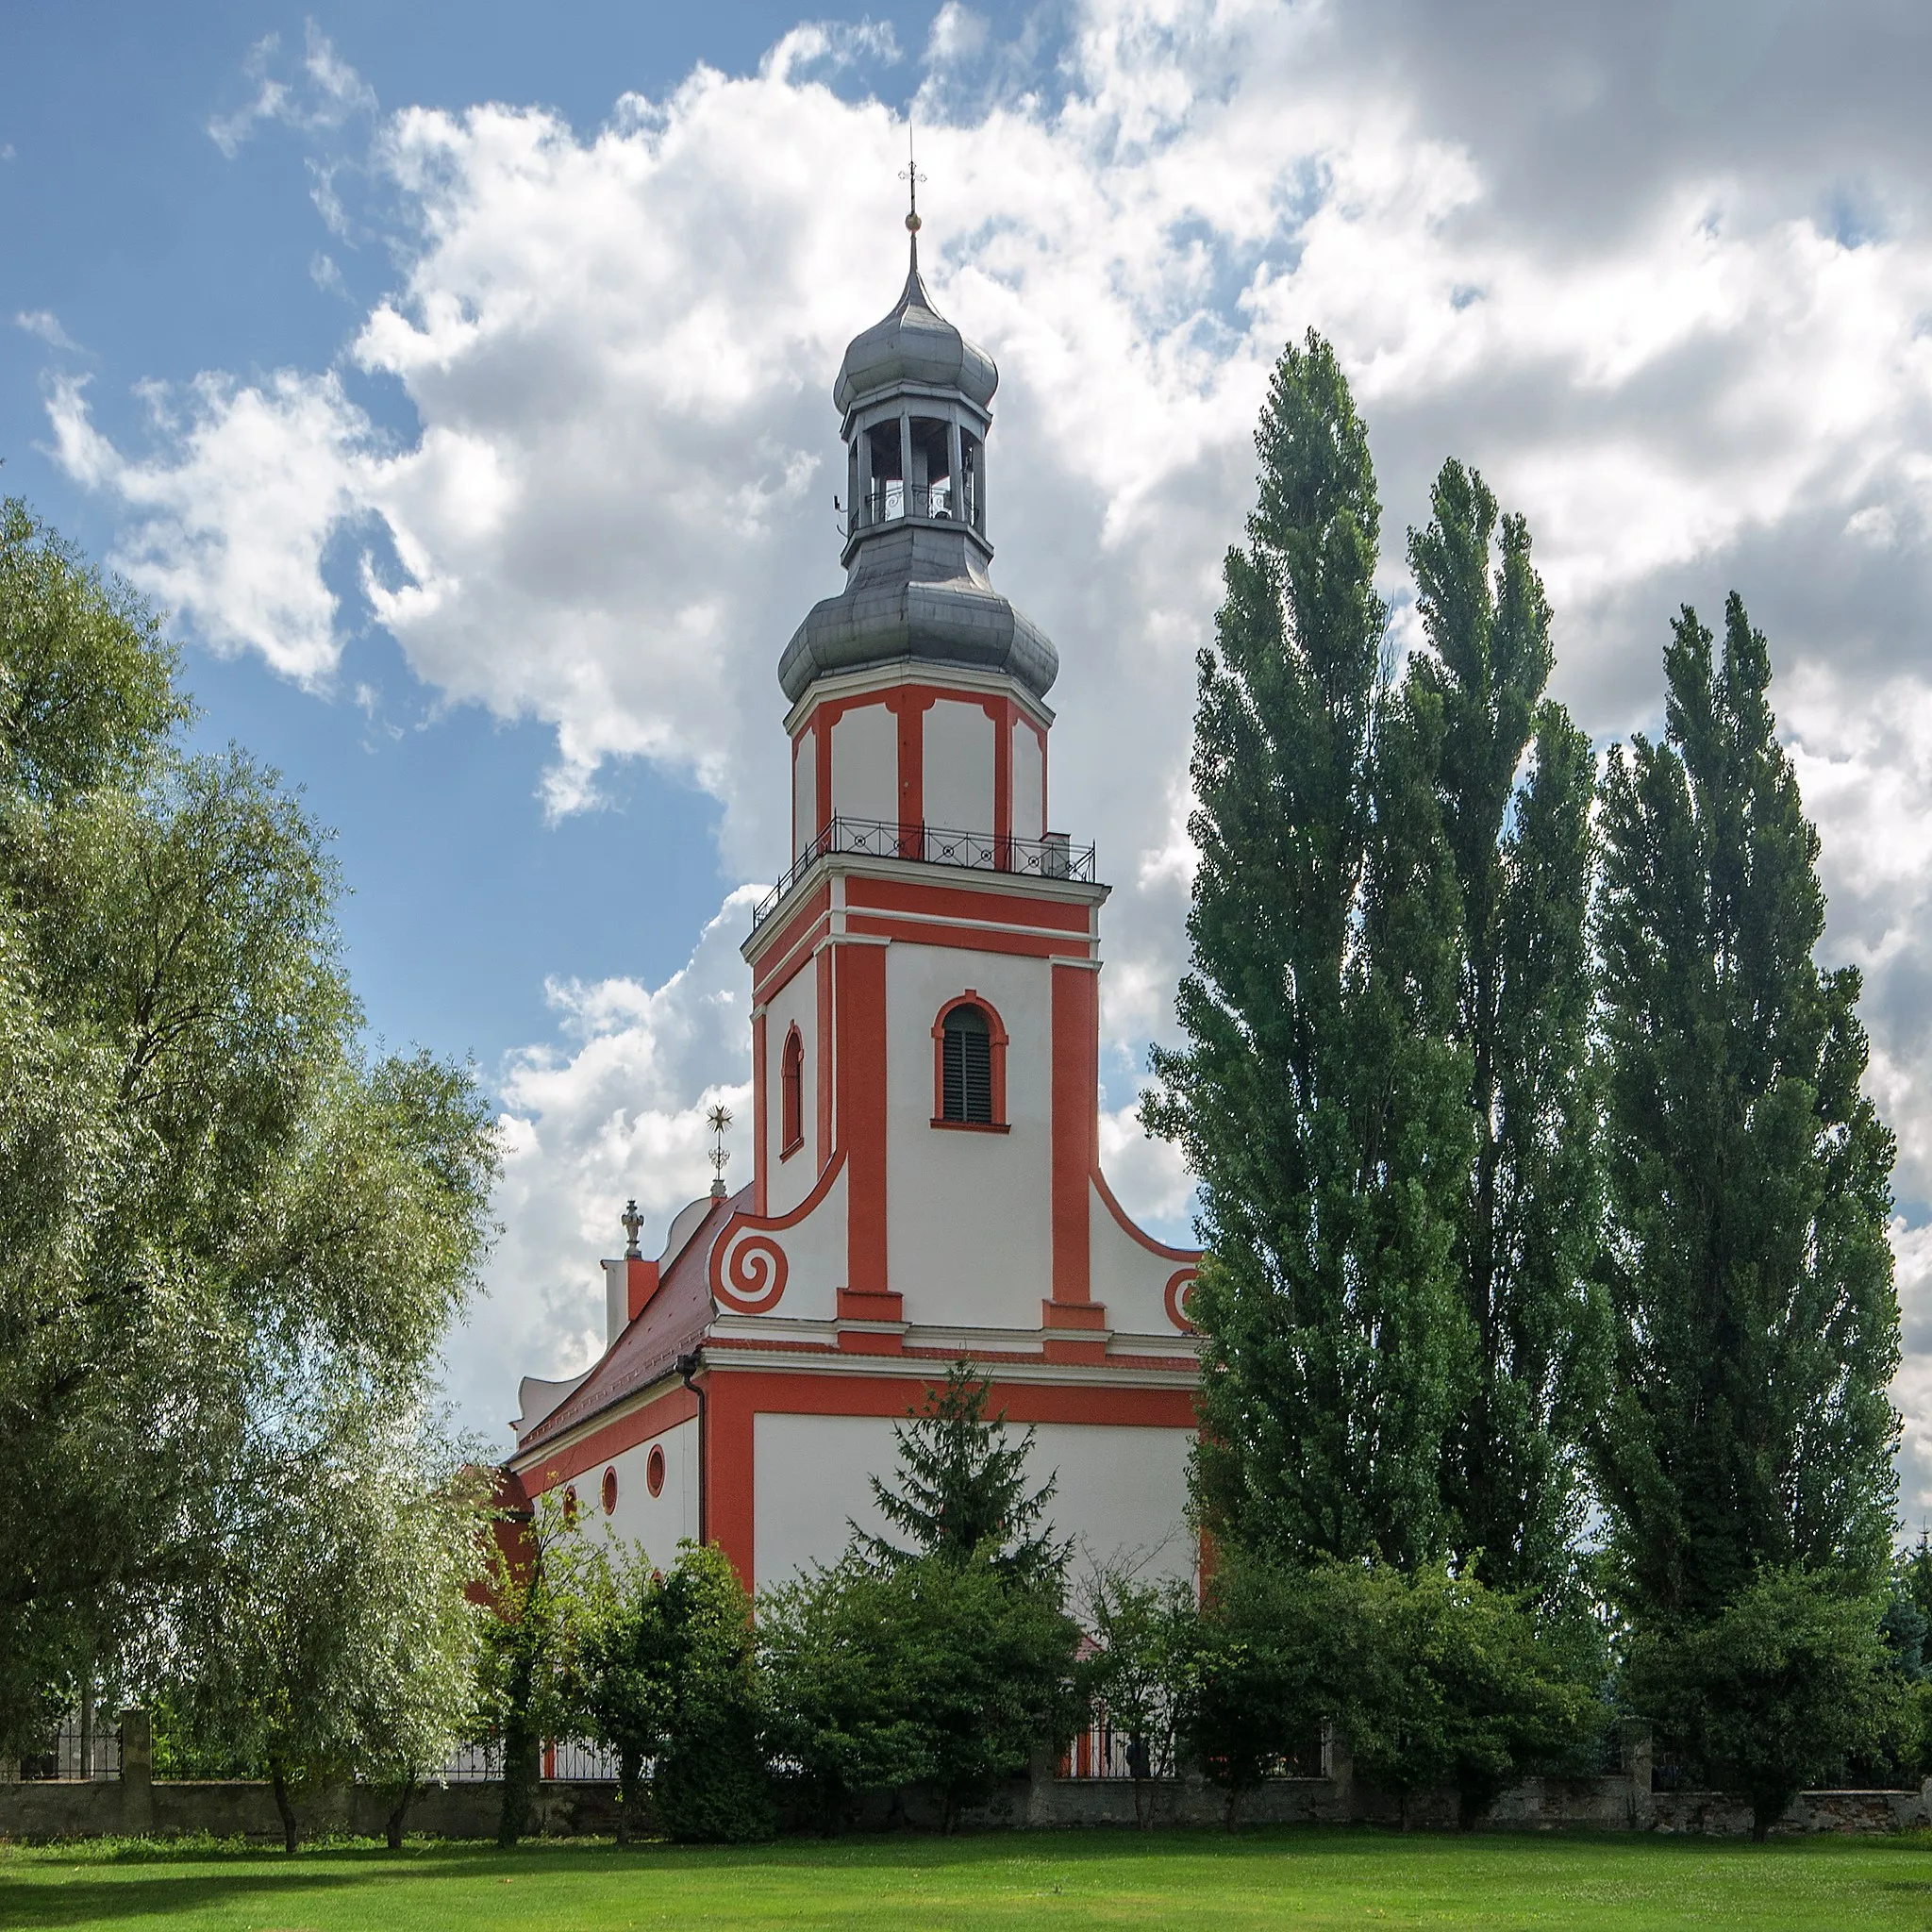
[
  {"x1": 1407, "y1": 461, "x2": 1607, "y2": 1596},
  {"x1": 863, "y1": 1361, "x2": 1068, "y2": 1588},
  {"x1": 1145, "y1": 332, "x2": 1472, "y2": 1569},
  {"x1": 1595, "y1": 595, "x2": 1900, "y2": 1624}
]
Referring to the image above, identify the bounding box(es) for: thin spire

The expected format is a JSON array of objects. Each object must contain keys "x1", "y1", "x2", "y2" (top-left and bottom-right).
[{"x1": 899, "y1": 116, "x2": 926, "y2": 275}]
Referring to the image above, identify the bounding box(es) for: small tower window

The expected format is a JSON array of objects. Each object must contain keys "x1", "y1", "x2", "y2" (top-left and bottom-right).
[
  {"x1": 780, "y1": 1025, "x2": 805, "y2": 1158},
  {"x1": 933, "y1": 995, "x2": 1008, "y2": 1130}
]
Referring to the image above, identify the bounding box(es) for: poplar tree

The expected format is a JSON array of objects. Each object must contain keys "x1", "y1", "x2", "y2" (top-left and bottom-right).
[
  {"x1": 1407, "y1": 461, "x2": 1606, "y2": 1596},
  {"x1": 1145, "y1": 333, "x2": 1471, "y2": 1569},
  {"x1": 1594, "y1": 594, "x2": 1900, "y2": 1624}
]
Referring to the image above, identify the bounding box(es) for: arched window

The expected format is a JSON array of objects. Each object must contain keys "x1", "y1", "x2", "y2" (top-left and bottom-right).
[
  {"x1": 932, "y1": 993, "x2": 1008, "y2": 1130},
  {"x1": 780, "y1": 1025, "x2": 805, "y2": 1158}
]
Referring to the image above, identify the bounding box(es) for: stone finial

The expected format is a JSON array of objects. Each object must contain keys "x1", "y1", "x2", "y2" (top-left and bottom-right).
[{"x1": 620, "y1": 1198, "x2": 644, "y2": 1259}]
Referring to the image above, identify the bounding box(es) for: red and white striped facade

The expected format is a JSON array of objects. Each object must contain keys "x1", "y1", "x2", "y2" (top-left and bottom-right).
[{"x1": 508, "y1": 238, "x2": 1202, "y2": 1592}]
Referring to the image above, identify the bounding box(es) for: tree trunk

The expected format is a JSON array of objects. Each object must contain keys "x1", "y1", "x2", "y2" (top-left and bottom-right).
[
  {"x1": 616, "y1": 1747, "x2": 642, "y2": 1847},
  {"x1": 385, "y1": 1778, "x2": 415, "y2": 1851},
  {"x1": 271, "y1": 1769, "x2": 299, "y2": 1855}
]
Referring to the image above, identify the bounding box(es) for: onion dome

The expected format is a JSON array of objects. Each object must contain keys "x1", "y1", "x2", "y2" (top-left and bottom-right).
[{"x1": 833, "y1": 239, "x2": 998, "y2": 415}]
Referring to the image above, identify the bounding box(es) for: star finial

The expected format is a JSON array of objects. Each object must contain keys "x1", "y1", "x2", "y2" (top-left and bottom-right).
[{"x1": 708, "y1": 1104, "x2": 733, "y2": 1198}]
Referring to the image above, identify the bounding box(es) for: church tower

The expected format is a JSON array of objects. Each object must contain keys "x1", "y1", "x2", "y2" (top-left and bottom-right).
[{"x1": 508, "y1": 213, "x2": 1202, "y2": 1592}]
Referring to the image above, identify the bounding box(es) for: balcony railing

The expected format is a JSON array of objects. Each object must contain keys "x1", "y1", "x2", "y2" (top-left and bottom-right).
[
  {"x1": 848, "y1": 480, "x2": 979, "y2": 536},
  {"x1": 752, "y1": 815, "x2": 1097, "y2": 931}
]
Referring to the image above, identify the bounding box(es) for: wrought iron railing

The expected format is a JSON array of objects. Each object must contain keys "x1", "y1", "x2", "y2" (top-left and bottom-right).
[
  {"x1": 848, "y1": 480, "x2": 978, "y2": 534},
  {"x1": 16, "y1": 1712, "x2": 121, "y2": 1781},
  {"x1": 752, "y1": 816, "x2": 1097, "y2": 931},
  {"x1": 429, "y1": 1739, "x2": 624, "y2": 1783}
]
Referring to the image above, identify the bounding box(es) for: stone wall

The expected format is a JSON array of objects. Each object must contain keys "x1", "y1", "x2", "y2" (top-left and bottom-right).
[{"x1": 5, "y1": 1710, "x2": 1928, "y2": 1842}]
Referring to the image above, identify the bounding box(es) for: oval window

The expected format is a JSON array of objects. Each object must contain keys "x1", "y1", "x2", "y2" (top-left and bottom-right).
[
  {"x1": 646, "y1": 1443, "x2": 667, "y2": 1497},
  {"x1": 600, "y1": 1466, "x2": 618, "y2": 1515}
]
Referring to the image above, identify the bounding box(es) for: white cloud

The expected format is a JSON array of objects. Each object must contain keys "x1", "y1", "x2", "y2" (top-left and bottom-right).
[
  {"x1": 208, "y1": 25, "x2": 376, "y2": 158},
  {"x1": 455, "y1": 893, "x2": 757, "y2": 1435},
  {"x1": 14, "y1": 309, "x2": 80, "y2": 352},
  {"x1": 51, "y1": 0, "x2": 1932, "y2": 1456}
]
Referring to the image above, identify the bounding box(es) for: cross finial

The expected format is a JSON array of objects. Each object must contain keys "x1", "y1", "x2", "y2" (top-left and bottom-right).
[
  {"x1": 708, "y1": 1104, "x2": 733, "y2": 1198},
  {"x1": 900, "y1": 119, "x2": 925, "y2": 236},
  {"x1": 620, "y1": 1197, "x2": 644, "y2": 1259}
]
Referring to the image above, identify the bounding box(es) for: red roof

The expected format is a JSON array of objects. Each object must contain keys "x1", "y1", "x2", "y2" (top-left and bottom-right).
[{"x1": 510, "y1": 1187, "x2": 745, "y2": 1460}]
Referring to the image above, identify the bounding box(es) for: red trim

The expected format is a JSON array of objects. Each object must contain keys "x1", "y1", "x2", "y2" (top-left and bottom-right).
[
  {"x1": 1041, "y1": 1301, "x2": 1108, "y2": 1331},
  {"x1": 891, "y1": 690, "x2": 932, "y2": 857},
  {"x1": 1091, "y1": 1168, "x2": 1201, "y2": 1263},
  {"x1": 752, "y1": 1008, "x2": 769, "y2": 1214},
  {"x1": 1164, "y1": 1268, "x2": 1200, "y2": 1333},
  {"x1": 844, "y1": 874, "x2": 1092, "y2": 933},
  {"x1": 625, "y1": 1257, "x2": 659, "y2": 1324},
  {"x1": 985, "y1": 696, "x2": 1013, "y2": 851},
  {"x1": 1051, "y1": 963, "x2": 1098, "y2": 1306},
  {"x1": 930, "y1": 1119, "x2": 1010, "y2": 1134},
  {"x1": 815, "y1": 947, "x2": 834, "y2": 1159},
  {"x1": 749, "y1": 883, "x2": 829, "y2": 1001},
  {"x1": 700, "y1": 1362, "x2": 1197, "y2": 1590},
  {"x1": 517, "y1": 1384, "x2": 699, "y2": 1491},
  {"x1": 930, "y1": 988, "x2": 1009, "y2": 1126},
  {"x1": 710, "y1": 1149, "x2": 848, "y2": 1315},
  {"x1": 846, "y1": 912, "x2": 1084, "y2": 960},
  {"x1": 814, "y1": 712, "x2": 832, "y2": 841},
  {"x1": 839, "y1": 943, "x2": 891, "y2": 1301}
]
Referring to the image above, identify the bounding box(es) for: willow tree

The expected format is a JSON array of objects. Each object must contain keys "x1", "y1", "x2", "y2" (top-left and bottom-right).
[
  {"x1": 1145, "y1": 334, "x2": 1471, "y2": 1569},
  {"x1": 0, "y1": 498, "x2": 498, "y2": 1760},
  {"x1": 1407, "y1": 461, "x2": 1606, "y2": 1597}
]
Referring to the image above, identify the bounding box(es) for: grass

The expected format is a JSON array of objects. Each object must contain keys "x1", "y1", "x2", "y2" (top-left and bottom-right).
[{"x1": 3, "y1": 1827, "x2": 1932, "y2": 1930}]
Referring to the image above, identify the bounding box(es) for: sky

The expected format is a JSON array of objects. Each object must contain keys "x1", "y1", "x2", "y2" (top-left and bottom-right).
[{"x1": 5, "y1": 0, "x2": 1932, "y2": 1500}]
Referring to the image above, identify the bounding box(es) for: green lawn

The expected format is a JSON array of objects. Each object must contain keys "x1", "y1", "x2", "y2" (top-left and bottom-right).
[{"x1": 3, "y1": 1828, "x2": 1931, "y2": 1931}]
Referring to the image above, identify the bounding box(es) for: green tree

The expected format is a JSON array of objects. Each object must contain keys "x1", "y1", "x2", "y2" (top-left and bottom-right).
[
  {"x1": 1145, "y1": 332, "x2": 1472, "y2": 1568},
  {"x1": 863, "y1": 1361, "x2": 1068, "y2": 1585},
  {"x1": 575, "y1": 1541, "x2": 671, "y2": 1844},
  {"x1": 1078, "y1": 1566, "x2": 1198, "y2": 1827},
  {"x1": 0, "y1": 498, "x2": 499, "y2": 1760},
  {"x1": 1178, "y1": 1554, "x2": 1351, "y2": 1827},
  {"x1": 1594, "y1": 595, "x2": 1900, "y2": 1625},
  {"x1": 163, "y1": 1422, "x2": 488, "y2": 1853},
  {"x1": 1407, "y1": 462, "x2": 1606, "y2": 1598},
  {"x1": 1344, "y1": 1564, "x2": 1601, "y2": 1829},
  {"x1": 644, "y1": 1542, "x2": 774, "y2": 1843},
  {"x1": 1624, "y1": 1568, "x2": 1907, "y2": 1839},
  {"x1": 865, "y1": 1551, "x2": 1081, "y2": 1833},
  {"x1": 477, "y1": 1491, "x2": 602, "y2": 1847},
  {"x1": 759, "y1": 1555, "x2": 945, "y2": 1834}
]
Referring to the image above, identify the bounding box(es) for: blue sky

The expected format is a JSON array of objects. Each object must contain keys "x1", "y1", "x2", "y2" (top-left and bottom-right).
[
  {"x1": 0, "y1": 3, "x2": 977, "y2": 1065},
  {"x1": 7, "y1": 1, "x2": 1932, "y2": 1474}
]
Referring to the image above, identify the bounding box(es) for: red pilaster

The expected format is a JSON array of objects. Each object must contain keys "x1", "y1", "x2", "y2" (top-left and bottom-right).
[
  {"x1": 814, "y1": 711, "x2": 832, "y2": 840},
  {"x1": 838, "y1": 941, "x2": 893, "y2": 1305},
  {"x1": 751, "y1": 1008, "x2": 768, "y2": 1214},
  {"x1": 1050, "y1": 961, "x2": 1098, "y2": 1308},
  {"x1": 815, "y1": 945, "x2": 834, "y2": 1162}
]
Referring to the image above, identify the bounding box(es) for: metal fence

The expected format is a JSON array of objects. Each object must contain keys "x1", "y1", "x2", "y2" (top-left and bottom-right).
[
  {"x1": 753, "y1": 815, "x2": 1098, "y2": 930},
  {"x1": 427, "y1": 1740, "x2": 623, "y2": 1784},
  {"x1": 1058, "y1": 1721, "x2": 1328, "y2": 1782},
  {"x1": 17, "y1": 1713, "x2": 121, "y2": 1781}
]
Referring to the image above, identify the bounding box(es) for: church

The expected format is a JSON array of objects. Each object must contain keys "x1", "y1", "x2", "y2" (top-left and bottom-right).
[{"x1": 507, "y1": 208, "x2": 1203, "y2": 1594}]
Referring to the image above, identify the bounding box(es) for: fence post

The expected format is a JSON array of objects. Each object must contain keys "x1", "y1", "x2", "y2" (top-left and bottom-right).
[
  {"x1": 1324, "y1": 1723, "x2": 1355, "y2": 1824},
  {"x1": 1618, "y1": 1718, "x2": 1654, "y2": 1832},
  {"x1": 119, "y1": 1708, "x2": 154, "y2": 1835}
]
